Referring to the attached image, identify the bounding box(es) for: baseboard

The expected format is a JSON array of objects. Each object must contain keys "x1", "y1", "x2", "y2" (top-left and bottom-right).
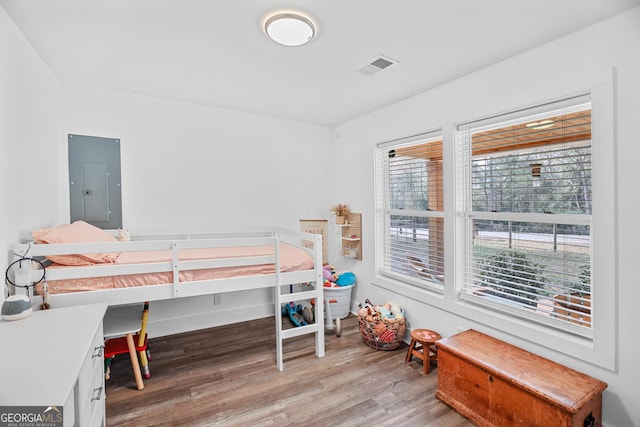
[{"x1": 147, "y1": 302, "x2": 274, "y2": 338}]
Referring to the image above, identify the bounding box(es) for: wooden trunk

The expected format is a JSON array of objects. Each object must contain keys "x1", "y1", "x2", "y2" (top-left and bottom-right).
[{"x1": 435, "y1": 329, "x2": 607, "y2": 427}]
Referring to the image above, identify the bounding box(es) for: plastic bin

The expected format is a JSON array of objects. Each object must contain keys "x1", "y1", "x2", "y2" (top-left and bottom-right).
[{"x1": 323, "y1": 284, "x2": 354, "y2": 319}]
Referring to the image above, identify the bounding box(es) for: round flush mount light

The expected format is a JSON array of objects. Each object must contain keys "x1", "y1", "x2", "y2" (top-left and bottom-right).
[
  {"x1": 265, "y1": 12, "x2": 316, "y2": 47},
  {"x1": 525, "y1": 119, "x2": 555, "y2": 130}
]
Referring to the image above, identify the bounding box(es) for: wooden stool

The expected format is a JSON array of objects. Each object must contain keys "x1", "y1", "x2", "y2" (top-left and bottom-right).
[{"x1": 405, "y1": 329, "x2": 442, "y2": 374}]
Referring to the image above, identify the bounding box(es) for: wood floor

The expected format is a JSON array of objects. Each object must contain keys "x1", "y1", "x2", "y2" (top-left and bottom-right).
[{"x1": 105, "y1": 315, "x2": 472, "y2": 427}]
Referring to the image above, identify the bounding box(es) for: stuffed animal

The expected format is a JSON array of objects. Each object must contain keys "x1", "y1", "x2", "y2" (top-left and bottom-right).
[
  {"x1": 323, "y1": 264, "x2": 338, "y2": 282},
  {"x1": 378, "y1": 305, "x2": 392, "y2": 319},
  {"x1": 117, "y1": 229, "x2": 131, "y2": 241},
  {"x1": 358, "y1": 299, "x2": 405, "y2": 322},
  {"x1": 358, "y1": 299, "x2": 375, "y2": 317},
  {"x1": 388, "y1": 301, "x2": 402, "y2": 316},
  {"x1": 335, "y1": 271, "x2": 356, "y2": 287}
]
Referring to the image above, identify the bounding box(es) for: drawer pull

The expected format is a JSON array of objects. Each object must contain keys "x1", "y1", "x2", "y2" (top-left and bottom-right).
[
  {"x1": 488, "y1": 375, "x2": 494, "y2": 383},
  {"x1": 91, "y1": 386, "x2": 104, "y2": 402},
  {"x1": 92, "y1": 345, "x2": 104, "y2": 359}
]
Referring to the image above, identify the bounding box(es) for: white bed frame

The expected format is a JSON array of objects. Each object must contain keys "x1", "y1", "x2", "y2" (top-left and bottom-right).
[{"x1": 9, "y1": 227, "x2": 325, "y2": 371}]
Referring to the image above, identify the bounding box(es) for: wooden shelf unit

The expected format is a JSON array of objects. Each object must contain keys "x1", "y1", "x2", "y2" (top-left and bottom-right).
[{"x1": 340, "y1": 213, "x2": 361, "y2": 260}]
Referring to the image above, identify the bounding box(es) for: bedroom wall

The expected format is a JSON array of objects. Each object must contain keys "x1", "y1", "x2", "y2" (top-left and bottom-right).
[
  {"x1": 333, "y1": 8, "x2": 640, "y2": 427},
  {"x1": 60, "y1": 84, "x2": 335, "y2": 336},
  {"x1": 0, "y1": 5, "x2": 61, "y2": 304}
]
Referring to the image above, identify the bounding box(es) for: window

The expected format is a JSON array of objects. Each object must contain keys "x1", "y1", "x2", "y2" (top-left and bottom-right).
[
  {"x1": 456, "y1": 94, "x2": 593, "y2": 335},
  {"x1": 376, "y1": 131, "x2": 444, "y2": 290}
]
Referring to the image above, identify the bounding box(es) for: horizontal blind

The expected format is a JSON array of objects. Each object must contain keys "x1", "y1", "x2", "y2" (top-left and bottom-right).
[
  {"x1": 377, "y1": 132, "x2": 444, "y2": 288},
  {"x1": 459, "y1": 97, "x2": 593, "y2": 332}
]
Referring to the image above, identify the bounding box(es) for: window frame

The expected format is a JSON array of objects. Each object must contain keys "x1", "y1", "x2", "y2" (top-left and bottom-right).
[
  {"x1": 456, "y1": 95, "x2": 595, "y2": 337},
  {"x1": 375, "y1": 130, "x2": 445, "y2": 295},
  {"x1": 452, "y1": 86, "x2": 617, "y2": 370},
  {"x1": 372, "y1": 80, "x2": 616, "y2": 370}
]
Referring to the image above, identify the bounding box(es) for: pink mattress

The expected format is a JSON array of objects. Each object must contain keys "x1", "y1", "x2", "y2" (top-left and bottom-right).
[{"x1": 40, "y1": 243, "x2": 313, "y2": 294}]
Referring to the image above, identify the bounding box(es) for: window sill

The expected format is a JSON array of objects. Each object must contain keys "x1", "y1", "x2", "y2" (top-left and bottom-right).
[{"x1": 373, "y1": 271, "x2": 444, "y2": 304}]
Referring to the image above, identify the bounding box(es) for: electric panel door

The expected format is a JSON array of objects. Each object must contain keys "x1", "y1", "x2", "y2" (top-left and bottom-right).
[{"x1": 68, "y1": 134, "x2": 122, "y2": 229}]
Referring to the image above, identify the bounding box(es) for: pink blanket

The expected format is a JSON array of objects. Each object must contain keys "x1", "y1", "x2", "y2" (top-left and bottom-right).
[{"x1": 42, "y1": 243, "x2": 313, "y2": 294}]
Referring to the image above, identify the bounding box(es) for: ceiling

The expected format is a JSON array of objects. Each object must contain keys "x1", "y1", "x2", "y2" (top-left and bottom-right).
[{"x1": 2, "y1": 0, "x2": 639, "y2": 126}]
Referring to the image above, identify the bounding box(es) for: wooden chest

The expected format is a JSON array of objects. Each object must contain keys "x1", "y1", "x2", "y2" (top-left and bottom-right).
[{"x1": 435, "y1": 329, "x2": 607, "y2": 427}]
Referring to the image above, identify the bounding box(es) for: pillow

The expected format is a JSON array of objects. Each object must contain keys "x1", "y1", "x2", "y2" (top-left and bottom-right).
[{"x1": 32, "y1": 221, "x2": 120, "y2": 265}]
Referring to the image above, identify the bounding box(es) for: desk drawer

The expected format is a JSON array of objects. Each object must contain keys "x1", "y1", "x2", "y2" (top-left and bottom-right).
[
  {"x1": 78, "y1": 366, "x2": 105, "y2": 427},
  {"x1": 77, "y1": 327, "x2": 104, "y2": 402},
  {"x1": 63, "y1": 388, "x2": 75, "y2": 427},
  {"x1": 76, "y1": 324, "x2": 105, "y2": 426}
]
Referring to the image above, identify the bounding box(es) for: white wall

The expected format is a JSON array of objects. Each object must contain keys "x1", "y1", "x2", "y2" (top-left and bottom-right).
[
  {"x1": 61, "y1": 84, "x2": 334, "y2": 234},
  {"x1": 334, "y1": 8, "x2": 640, "y2": 427},
  {"x1": 0, "y1": 5, "x2": 60, "y2": 298},
  {"x1": 60, "y1": 84, "x2": 335, "y2": 335}
]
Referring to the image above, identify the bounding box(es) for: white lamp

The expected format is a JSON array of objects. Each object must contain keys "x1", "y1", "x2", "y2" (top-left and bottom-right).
[
  {"x1": 1, "y1": 294, "x2": 32, "y2": 321},
  {"x1": 265, "y1": 12, "x2": 316, "y2": 46},
  {"x1": 2, "y1": 257, "x2": 48, "y2": 321}
]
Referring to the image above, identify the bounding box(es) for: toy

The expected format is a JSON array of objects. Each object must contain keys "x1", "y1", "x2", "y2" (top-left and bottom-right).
[
  {"x1": 357, "y1": 298, "x2": 405, "y2": 322},
  {"x1": 323, "y1": 264, "x2": 338, "y2": 282},
  {"x1": 118, "y1": 229, "x2": 131, "y2": 241},
  {"x1": 283, "y1": 302, "x2": 307, "y2": 327},
  {"x1": 323, "y1": 264, "x2": 341, "y2": 287},
  {"x1": 378, "y1": 305, "x2": 392, "y2": 319},
  {"x1": 358, "y1": 299, "x2": 375, "y2": 317},
  {"x1": 297, "y1": 298, "x2": 343, "y2": 336},
  {"x1": 388, "y1": 301, "x2": 402, "y2": 316},
  {"x1": 335, "y1": 271, "x2": 356, "y2": 287}
]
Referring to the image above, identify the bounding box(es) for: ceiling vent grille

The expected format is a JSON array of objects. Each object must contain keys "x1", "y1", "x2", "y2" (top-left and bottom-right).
[{"x1": 356, "y1": 55, "x2": 398, "y2": 76}]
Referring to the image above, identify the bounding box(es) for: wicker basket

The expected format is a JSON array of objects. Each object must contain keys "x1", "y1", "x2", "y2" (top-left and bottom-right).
[{"x1": 358, "y1": 313, "x2": 406, "y2": 351}]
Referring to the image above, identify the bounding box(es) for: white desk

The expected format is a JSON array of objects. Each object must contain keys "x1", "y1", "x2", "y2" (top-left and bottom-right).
[{"x1": 0, "y1": 303, "x2": 107, "y2": 427}]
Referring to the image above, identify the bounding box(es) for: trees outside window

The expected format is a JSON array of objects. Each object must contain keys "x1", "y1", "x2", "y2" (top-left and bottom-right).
[
  {"x1": 376, "y1": 132, "x2": 444, "y2": 290},
  {"x1": 457, "y1": 95, "x2": 593, "y2": 332}
]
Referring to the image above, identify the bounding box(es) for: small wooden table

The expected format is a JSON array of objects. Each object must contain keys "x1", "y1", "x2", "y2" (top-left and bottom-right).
[{"x1": 405, "y1": 329, "x2": 442, "y2": 374}]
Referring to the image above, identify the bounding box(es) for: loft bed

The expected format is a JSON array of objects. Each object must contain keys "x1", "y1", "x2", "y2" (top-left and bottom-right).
[{"x1": 8, "y1": 221, "x2": 325, "y2": 371}]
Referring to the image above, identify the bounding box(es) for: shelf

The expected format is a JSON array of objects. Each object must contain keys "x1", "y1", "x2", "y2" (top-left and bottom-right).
[
  {"x1": 340, "y1": 250, "x2": 359, "y2": 259},
  {"x1": 339, "y1": 213, "x2": 361, "y2": 260}
]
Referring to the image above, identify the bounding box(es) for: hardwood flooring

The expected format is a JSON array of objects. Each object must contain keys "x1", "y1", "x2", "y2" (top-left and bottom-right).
[{"x1": 105, "y1": 315, "x2": 472, "y2": 426}]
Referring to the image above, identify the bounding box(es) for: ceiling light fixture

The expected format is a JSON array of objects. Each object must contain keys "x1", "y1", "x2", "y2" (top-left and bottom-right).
[
  {"x1": 264, "y1": 12, "x2": 316, "y2": 47},
  {"x1": 525, "y1": 119, "x2": 555, "y2": 130}
]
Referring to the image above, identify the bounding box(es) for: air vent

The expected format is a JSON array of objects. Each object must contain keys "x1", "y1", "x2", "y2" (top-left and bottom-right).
[{"x1": 356, "y1": 55, "x2": 398, "y2": 76}]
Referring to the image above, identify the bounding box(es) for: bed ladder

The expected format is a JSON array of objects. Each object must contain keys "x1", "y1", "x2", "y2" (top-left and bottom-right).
[{"x1": 274, "y1": 231, "x2": 325, "y2": 371}]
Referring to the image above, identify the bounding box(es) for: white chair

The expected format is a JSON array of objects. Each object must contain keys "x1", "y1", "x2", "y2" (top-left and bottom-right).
[{"x1": 103, "y1": 302, "x2": 150, "y2": 390}]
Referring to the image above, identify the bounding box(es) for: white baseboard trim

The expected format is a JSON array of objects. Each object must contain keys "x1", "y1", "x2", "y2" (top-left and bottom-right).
[{"x1": 147, "y1": 302, "x2": 274, "y2": 338}]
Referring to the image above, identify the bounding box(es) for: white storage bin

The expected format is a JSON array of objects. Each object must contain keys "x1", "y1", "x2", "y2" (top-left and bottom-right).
[{"x1": 323, "y1": 284, "x2": 354, "y2": 319}]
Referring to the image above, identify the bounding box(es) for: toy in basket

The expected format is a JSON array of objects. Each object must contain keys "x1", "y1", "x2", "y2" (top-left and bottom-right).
[{"x1": 358, "y1": 299, "x2": 406, "y2": 350}]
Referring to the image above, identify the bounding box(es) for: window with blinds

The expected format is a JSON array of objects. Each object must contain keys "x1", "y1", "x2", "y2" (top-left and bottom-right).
[
  {"x1": 376, "y1": 132, "x2": 444, "y2": 290},
  {"x1": 457, "y1": 94, "x2": 593, "y2": 334}
]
